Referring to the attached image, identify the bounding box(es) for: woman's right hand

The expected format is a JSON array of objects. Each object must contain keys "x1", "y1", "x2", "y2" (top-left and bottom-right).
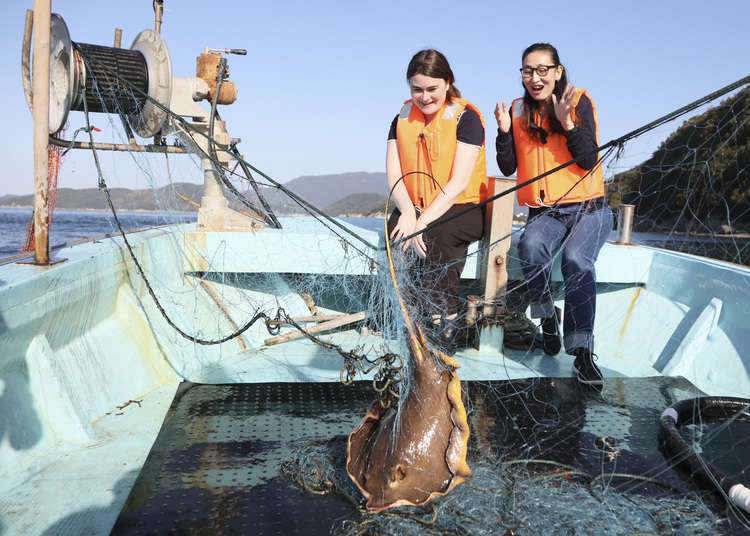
[
  {"x1": 389, "y1": 208, "x2": 417, "y2": 250},
  {"x1": 495, "y1": 101, "x2": 511, "y2": 133}
]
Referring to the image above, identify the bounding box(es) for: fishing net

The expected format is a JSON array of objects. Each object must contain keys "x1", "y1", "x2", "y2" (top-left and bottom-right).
[
  {"x1": 607, "y1": 87, "x2": 750, "y2": 265},
  {"x1": 283, "y1": 438, "x2": 720, "y2": 536},
  {"x1": 21, "y1": 36, "x2": 750, "y2": 535},
  {"x1": 278, "y1": 377, "x2": 744, "y2": 536}
]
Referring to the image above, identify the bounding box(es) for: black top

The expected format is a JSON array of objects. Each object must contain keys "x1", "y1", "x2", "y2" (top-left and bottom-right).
[
  {"x1": 495, "y1": 94, "x2": 598, "y2": 176},
  {"x1": 388, "y1": 107, "x2": 485, "y2": 147}
]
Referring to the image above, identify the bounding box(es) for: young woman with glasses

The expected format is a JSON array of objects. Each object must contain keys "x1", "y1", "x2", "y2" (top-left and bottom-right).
[
  {"x1": 495, "y1": 43, "x2": 613, "y2": 387},
  {"x1": 386, "y1": 49, "x2": 488, "y2": 351}
]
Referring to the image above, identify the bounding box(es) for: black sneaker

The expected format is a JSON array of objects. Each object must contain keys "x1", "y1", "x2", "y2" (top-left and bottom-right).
[
  {"x1": 501, "y1": 312, "x2": 539, "y2": 351},
  {"x1": 572, "y1": 348, "x2": 603, "y2": 386},
  {"x1": 540, "y1": 310, "x2": 561, "y2": 356}
]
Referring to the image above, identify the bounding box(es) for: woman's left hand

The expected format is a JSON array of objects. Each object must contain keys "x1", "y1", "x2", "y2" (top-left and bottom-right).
[
  {"x1": 552, "y1": 84, "x2": 577, "y2": 131},
  {"x1": 407, "y1": 219, "x2": 427, "y2": 258}
]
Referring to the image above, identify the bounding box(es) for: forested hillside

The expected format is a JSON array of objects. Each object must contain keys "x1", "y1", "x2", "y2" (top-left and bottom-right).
[{"x1": 607, "y1": 88, "x2": 749, "y2": 233}]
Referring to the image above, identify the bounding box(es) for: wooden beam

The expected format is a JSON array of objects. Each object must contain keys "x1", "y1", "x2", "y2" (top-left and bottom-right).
[
  {"x1": 264, "y1": 311, "x2": 366, "y2": 346},
  {"x1": 480, "y1": 177, "x2": 516, "y2": 317},
  {"x1": 32, "y1": 1, "x2": 50, "y2": 264},
  {"x1": 268, "y1": 314, "x2": 356, "y2": 325}
]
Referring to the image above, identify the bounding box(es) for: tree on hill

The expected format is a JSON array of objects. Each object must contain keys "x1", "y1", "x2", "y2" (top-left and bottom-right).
[
  {"x1": 607, "y1": 88, "x2": 750, "y2": 233},
  {"x1": 324, "y1": 193, "x2": 387, "y2": 216}
]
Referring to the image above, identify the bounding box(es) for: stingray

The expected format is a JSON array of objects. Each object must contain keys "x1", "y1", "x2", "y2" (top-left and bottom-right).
[{"x1": 345, "y1": 224, "x2": 471, "y2": 511}]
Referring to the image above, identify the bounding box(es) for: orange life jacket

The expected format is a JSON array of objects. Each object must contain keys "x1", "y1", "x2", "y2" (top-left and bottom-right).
[
  {"x1": 511, "y1": 88, "x2": 604, "y2": 207},
  {"x1": 396, "y1": 97, "x2": 488, "y2": 209}
]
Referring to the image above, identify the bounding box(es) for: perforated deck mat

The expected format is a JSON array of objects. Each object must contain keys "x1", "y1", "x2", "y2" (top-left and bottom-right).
[{"x1": 111, "y1": 377, "x2": 746, "y2": 535}]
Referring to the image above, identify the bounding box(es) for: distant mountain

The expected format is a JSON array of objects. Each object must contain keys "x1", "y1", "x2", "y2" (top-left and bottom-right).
[
  {"x1": 0, "y1": 172, "x2": 389, "y2": 215},
  {"x1": 0, "y1": 183, "x2": 204, "y2": 212},
  {"x1": 282, "y1": 172, "x2": 387, "y2": 207},
  {"x1": 324, "y1": 193, "x2": 387, "y2": 216},
  {"x1": 0, "y1": 173, "x2": 533, "y2": 219}
]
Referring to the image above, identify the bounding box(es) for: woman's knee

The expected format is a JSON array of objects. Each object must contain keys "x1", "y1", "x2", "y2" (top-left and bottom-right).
[
  {"x1": 518, "y1": 230, "x2": 550, "y2": 265},
  {"x1": 561, "y1": 247, "x2": 595, "y2": 277}
]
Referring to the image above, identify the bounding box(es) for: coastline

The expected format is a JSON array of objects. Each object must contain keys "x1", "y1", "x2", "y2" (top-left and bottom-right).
[
  {"x1": 0, "y1": 205, "x2": 197, "y2": 214},
  {"x1": 0, "y1": 206, "x2": 385, "y2": 218}
]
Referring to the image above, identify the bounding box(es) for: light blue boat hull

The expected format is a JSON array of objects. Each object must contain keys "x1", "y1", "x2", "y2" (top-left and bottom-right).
[{"x1": 0, "y1": 218, "x2": 748, "y2": 534}]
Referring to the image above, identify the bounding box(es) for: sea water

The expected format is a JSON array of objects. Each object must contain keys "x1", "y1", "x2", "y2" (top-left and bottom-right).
[
  {"x1": 0, "y1": 209, "x2": 384, "y2": 260},
  {"x1": 2, "y1": 208, "x2": 746, "y2": 265},
  {"x1": 0, "y1": 208, "x2": 197, "y2": 259}
]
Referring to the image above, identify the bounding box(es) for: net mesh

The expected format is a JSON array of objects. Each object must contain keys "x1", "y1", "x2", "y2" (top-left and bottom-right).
[
  {"x1": 42, "y1": 46, "x2": 750, "y2": 534},
  {"x1": 607, "y1": 88, "x2": 750, "y2": 264},
  {"x1": 279, "y1": 419, "x2": 724, "y2": 536}
]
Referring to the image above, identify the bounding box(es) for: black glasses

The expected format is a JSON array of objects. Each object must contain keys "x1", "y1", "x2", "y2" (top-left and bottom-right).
[{"x1": 520, "y1": 65, "x2": 557, "y2": 78}]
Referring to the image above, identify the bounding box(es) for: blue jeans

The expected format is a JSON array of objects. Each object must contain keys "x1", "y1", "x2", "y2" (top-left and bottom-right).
[{"x1": 518, "y1": 201, "x2": 613, "y2": 353}]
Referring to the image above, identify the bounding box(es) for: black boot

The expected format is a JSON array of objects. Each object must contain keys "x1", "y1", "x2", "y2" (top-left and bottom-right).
[
  {"x1": 572, "y1": 348, "x2": 603, "y2": 387},
  {"x1": 538, "y1": 307, "x2": 561, "y2": 356}
]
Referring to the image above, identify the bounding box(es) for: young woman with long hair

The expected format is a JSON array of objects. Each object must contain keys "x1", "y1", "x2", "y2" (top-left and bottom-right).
[{"x1": 495, "y1": 43, "x2": 613, "y2": 386}]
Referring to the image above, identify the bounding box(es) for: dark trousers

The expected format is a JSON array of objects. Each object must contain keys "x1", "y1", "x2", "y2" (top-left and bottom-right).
[
  {"x1": 388, "y1": 203, "x2": 484, "y2": 317},
  {"x1": 518, "y1": 201, "x2": 613, "y2": 353}
]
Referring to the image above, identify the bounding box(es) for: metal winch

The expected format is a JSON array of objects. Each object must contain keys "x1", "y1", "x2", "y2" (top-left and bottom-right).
[{"x1": 48, "y1": 13, "x2": 172, "y2": 137}]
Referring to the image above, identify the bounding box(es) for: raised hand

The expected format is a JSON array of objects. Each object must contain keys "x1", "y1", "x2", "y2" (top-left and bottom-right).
[
  {"x1": 494, "y1": 101, "x2": 511, "y2": 133},
  {"x1": 551, "y1": 84, "x2": 577, "y2": 131}
]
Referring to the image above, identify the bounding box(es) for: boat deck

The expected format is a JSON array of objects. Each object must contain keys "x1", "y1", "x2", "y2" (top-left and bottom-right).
[
  {"x1": 0, "y1": 341, "x2": 732, "y2": 535},
  {"x1": 107, "y1": 376, "x2": 749, "y2": 535}
]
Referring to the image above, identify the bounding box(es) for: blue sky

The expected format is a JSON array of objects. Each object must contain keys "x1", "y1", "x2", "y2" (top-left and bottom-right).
[{"x1": 2, "y1": 0, "x2": 748, "y2": 196}]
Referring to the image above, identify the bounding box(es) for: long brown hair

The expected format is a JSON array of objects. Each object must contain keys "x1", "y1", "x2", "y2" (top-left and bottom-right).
[
  {"x1": 406, "y1": 49, "x2": 461, "y2": 100},
  {"x1": 520, "y1": 43, "x2": 572, "y2": 142}
]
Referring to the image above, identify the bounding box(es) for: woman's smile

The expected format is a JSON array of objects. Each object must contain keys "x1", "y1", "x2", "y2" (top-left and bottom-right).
[{"x1": 410, "y1": 73, "x2": 449, "y2": 121}]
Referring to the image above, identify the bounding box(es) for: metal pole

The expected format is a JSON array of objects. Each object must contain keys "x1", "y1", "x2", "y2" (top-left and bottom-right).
[
  {"x1": 154, "y1": 0, "x2": 163, "y2": 33},
  {"x1": 49, "y1": 136, "x2": 187, "y2": 154},
  {"x1": 152, "y1": 0, "x2": 164, "y2": 146},
  {"x1": 22, "y1": 10, "x2": 34, "y2": 114},
  {"x1": 32, "y1": 0, "x2": 51, "y2": 264},
  {"x1": 617, "y1": 204, "x2": 635, "y2": 245}
]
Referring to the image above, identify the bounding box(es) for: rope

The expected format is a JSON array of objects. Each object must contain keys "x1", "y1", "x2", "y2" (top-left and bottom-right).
[
  {"x1": 79, "y1": 49, "x2": 284, "y2": 345},
  {"x1": 70, "y1": 48, "x2": 399, "y2": 360},
  {"x1": 394, "y1": 75, "x2": 750, "y2": 245},
  {"x1": 72, "y1": 48, "x2": 381, "y2": 252},
  {"x1": 21, "y1": 134, "x2": 64, "y2": 253},
  {"x1": 72, "y1": 46, "x2": 750, "y2": 350},
  {"x1": 75, "y1": 45, "x2": 750, "y2": 254}
]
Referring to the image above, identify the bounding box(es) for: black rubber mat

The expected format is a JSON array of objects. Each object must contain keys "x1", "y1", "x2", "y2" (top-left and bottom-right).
[{"x1": 111, "y1": 377, "x2": 747, "y2": 535}]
